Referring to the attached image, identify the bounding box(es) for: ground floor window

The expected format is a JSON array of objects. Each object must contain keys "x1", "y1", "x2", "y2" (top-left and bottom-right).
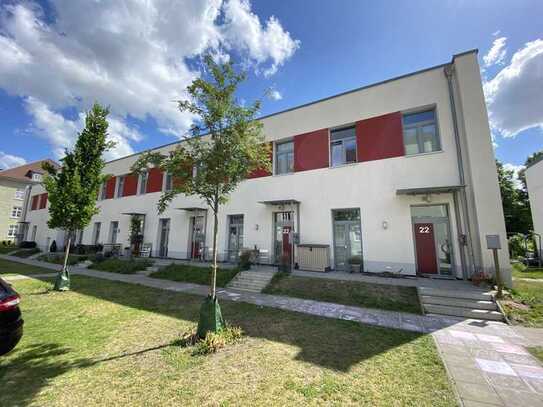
[
  {"x1": 332, "y1": 208, "x2": 362, "y2": 272},
  {"x1": 228, "y1": 215, "x2": 244, "y2": 262},
  {"x1": 7, "y1": 224, "x2": 18, "y2": 238},
  {"x1": 411, "y1": 204, "x2": 453, "y2": 276}
]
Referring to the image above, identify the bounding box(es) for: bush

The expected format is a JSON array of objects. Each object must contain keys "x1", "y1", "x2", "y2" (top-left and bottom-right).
[
  {"x1": 38, "y1": 253, "x2": 87, "y2": 265},
  {"x1": 178, "y1": 326, "x2": 244, "y2": 355},
  {"x1": 19, "y1": 241, "x2": 37, "y2": 249},
  {"x1": 12, "y1": 248, "x2": 41, "y2": 258},
  {"x1": 74, "y1": 244, "x2": 103, "y2": 255},
  {"x1": 89, "y1": 258, "x2": 153, "y2": 274},
  {"x1": 238, "y1": 250, "x2": 252, "y2": 270}
]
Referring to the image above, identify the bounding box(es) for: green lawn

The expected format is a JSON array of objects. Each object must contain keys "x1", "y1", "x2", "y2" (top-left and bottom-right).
[
  {"x1": 37, "y1": 254, "x2": 89, "y2": 266},
  {"x1": 501, "y1": 279, "x2": 543, "y2": 327},
  {"x1": 0, "y1": 262, "x2": 454, "y2": 406},
  {"x1": 512, "y1": 263, "x2": 543, "y2": 280},
  {"x1": 150, "y1": 264, "x2": 240, "y2": 287},
  {"x1": 263, "y1": 273, "x2": 422, "y2": 314},
  {"x1": 0, "y1": 258, "x2": 56, "y2": 275},
  {"x1": 0, "y1": 246, "x2": 17, "y2": 254},
  {"x1": 89, "y1": 258, "x2": 153, "y2": 274},
  {"x1": 528, "y1": 347, "x2": 543, "y2": 363}
]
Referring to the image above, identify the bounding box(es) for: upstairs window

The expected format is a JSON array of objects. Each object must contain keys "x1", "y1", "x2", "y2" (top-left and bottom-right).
[
  {"x1": 14, "y1": 188, "x2": 25, "y2": 200},
  {"x1": 139, "y1": 171, "x2": 148, "y2": 195},
  {"x1": 275, "y1": 141, "x2": 294, "y2": 175},
  {"x1": 99, "y1": 183, "x2": 107, "y2": 200},
  {"x1": 32, "y1": 173, "x2": 42, "y2": 182},
  {"x1": 330, "y1": 126, "x2": 357, "y2": 167},
  {"x1": 402, "y1": 109, "x2": 440, "y2": 155},
  {"x1": 116, "y1": 176, "x2": 125, "y2": 198}
]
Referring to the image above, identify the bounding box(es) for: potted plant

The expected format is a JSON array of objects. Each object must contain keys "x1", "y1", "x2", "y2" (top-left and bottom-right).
[
  {"x1": 347, "y1": 255, "x2": 362, "y2": 273},
  {"x1": 238, "y1": 249, "x2": 252, "y2": 270}
]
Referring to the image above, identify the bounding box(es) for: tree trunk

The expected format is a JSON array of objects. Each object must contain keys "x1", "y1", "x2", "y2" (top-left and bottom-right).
[
  {"x1": 210, "y1": 205, "x2": 219, "y2": 299},
  {"x1": 54, "y1": 235, "x2": 71, "y2": 291}
]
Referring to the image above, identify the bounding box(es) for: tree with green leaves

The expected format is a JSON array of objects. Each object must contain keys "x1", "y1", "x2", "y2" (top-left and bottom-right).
[
  {"x1": 133, "y1": 55, "x2": 270, "y2": 337},
  {"x1": 43, "y1": 103, "x2": 114, "y2": 291}
]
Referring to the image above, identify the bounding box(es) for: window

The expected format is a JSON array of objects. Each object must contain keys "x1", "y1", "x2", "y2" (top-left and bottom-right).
[
  {"x1": 32, "y1": 173, "x2": 42, "y2": 181},
  {"x1": 31, "y1": 225, "x2": 37, "y2": 241},
  {"x1": 139, "y1": 172, "x2": 148, "y2": 194},
  {"x1": 93, "y1": 222, "x2": 101, "y2": 245},
  {"x1": 330, "y1": 127, "x2": 357, "y2": 167},
  {"x1": 99, "y1": 183, "x2": 107, "y2": 200},
  {"x1": 7, "y1": 225, "x2": 18, "y2": 238},
  {"x1": 402, "y1": 109, "x2": 440, "y2": 155},
  {"x1": 275, "y1": 141, "x2": 294, "y2": 175},
  {"x1": 14, "y1": 188, "x2": 25, "y2": 200},
  {"x1": 164, "y1": 172, "x2": 173, "y2": 191},
  {"x1": 11, "y1": 206, "x2": 22, "y2": 218},
  {"x1": 116, "y1": 176, "x2": 125, "y2": 198}
]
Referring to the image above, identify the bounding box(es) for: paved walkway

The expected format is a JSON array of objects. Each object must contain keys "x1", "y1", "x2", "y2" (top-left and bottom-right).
[{"x1": 2, "y1": 254, "x2": 543, "y2": 406}]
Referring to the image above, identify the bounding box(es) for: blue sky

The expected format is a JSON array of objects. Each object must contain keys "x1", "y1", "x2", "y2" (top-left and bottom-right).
[{"x1": 0, "y1": 0, "x2": 542, "y2": 176}]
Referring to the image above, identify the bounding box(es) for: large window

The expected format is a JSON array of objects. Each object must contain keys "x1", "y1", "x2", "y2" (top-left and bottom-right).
[
  {"x1": 275, "y1": 141, "x2": 294, "y2": 175},
  {"x1": 99, "y1": 183, "x2": 107, "y2": 200},
  {"x1": 93, "y1": 222, "x2": 101, "y2": 245},
  {"x1": 116, "y1": 176, "x2": 125, "y2": 198},
  {"x1": 402, "y1": 109, "x2": 440, "y2": 155},
  {"x1": 139, "y1": 171, "x2": 148, "y2": 195},
  {"x1": 330, "y1": 127, "x2": 357, "y2": 167}
]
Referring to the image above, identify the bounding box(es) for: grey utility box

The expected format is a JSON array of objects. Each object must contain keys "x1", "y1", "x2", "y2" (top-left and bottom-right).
[{"x1": 486, "y1": 234, "x2": 501, "y2": 250}]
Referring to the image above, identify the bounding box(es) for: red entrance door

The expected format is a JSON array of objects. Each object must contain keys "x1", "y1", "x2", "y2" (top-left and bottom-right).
[
  {"x1": 414, "y1": 222, "x2": 438, "y2": 274},
  {"x1": 282, "y1": 226, "x2": 292, "y2": 263}
]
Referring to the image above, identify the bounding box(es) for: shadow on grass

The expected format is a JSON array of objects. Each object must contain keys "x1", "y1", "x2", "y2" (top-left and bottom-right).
[
  {"x1": 0, "y1": 343, "x2": 93, "y2": 406},
  {"x1": 54, "y1": 275, "x2": 426, "y2": 372}
]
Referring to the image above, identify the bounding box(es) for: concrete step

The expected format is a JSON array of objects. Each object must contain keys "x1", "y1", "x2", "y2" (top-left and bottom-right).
[
  {"x1": 424, "y1": 304, "x2": 504, "y2": 321},
  {"x1": 421, "y1": 295, "x2": 498, "y2": 310},
  {"x1": 228, "y1": 281, "x2": 269, "y2": 289},
  {"x1": 226, "y1": 270, "x2": 276, "y2": 293},
  {"x1": 418, "y1": 287, "x2": 493, "y2": 301}
]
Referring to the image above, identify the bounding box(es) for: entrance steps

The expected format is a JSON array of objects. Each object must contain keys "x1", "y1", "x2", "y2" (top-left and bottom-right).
[
  {"x1": 418, "y1": 286, "x2": 504, "y2": 321},
  {"x1": 227, "y1": 269, "x2": 277, "y2": 293}
]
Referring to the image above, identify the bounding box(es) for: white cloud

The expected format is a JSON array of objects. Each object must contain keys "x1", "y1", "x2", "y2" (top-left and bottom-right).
[
  {"x1": 222, "y1": 0, "x2": 300, "y2": 77},
  {"x1": 0, "y1": 0, "x2": 299, "y2": 157},
  {"x1": 483, "y1": 37, "x2": 507, "y2": 67},
  {"x1": 503, "y1": 163, "x2": 525, "y2": 188},
  {"x1": 24, "y1": 97, "x2": 143, "y2": 160},
  {"x1": 268, "y1": 89, "x2": 283, "y2": 101},
  {"x1": 483, "y1": 39, "x2": 543, "y2": 137},
  {"x1": 0, "y1": 151, "x2": 27, "y2": 170}
]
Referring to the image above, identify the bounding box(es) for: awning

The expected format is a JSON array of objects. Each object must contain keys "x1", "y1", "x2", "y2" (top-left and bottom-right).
[
  {"x1": 17, "y1": 221, "x2": 30, "y2": 224},
  {"x1": 258, "y1": 199, "x2": 300, "y2": 206},
  {"x1": 176, "y1": 207, "x2": 207, "y2": 211},
  {"x1": 396, "y1": 185, "x2": 464, "y2": 196},
  {"x1": 121, "y1": 212, "x2": 146, "y2": 216}
]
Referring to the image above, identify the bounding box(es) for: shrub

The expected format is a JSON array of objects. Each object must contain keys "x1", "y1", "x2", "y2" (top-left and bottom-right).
[
  {"x1": 12, "y1": 248, "x2": 41, "y2": 258},
  {"x1": 89, "y1": 258, "x2": 153, "y2": 274},
  {"x1": 177, "y1": 326, "x2": 244, "y2": 355},
  {"x1": 19, "y1": 241, "x2": 37, "y2": 249},
  {"x1": 238, "y1": 249, "x2": 252, "y2": 270}
]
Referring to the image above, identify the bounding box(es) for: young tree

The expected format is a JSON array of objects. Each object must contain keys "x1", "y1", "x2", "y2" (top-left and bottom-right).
[
  {"x1": 133, "y1": 55, "x2": 270, "y2": 337},
  {"x1": 43, "y1": 103, "x2": 114, "y2": 291}
]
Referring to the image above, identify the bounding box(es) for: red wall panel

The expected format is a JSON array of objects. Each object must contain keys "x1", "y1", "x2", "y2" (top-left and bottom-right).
[
  {"x1": 123, "y1": 174, "x2": 138, "y2": 197},
  {"x1": 31, "y1": 195, "x2": 39, "y2": 211},
  {"x1": 247, "y1": 143, "x2": 273, "y2": 179},
  {"x1": 39, "y1": 193, "x2": 48, "y2": 209},
  {"x1": 146, "y1": 168, "x2": 164, "y2": 193},
  {"x1": 356, "y1": 112, "x2": 405, "y2": 162},
  {"x1": 294, "y1": 128, "x2": 329, "y2": 172},
  {"x1": 105, "y1": 176, "x2": 116, "y2": 199}
]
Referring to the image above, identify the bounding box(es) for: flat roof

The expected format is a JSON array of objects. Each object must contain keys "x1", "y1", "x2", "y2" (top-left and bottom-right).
[
  {"x1": 105, "y1": 49, "x2": 479, "y2": 166},
  {"x1": 396, "y1": 185, "x2": 464, "y2": 196}
]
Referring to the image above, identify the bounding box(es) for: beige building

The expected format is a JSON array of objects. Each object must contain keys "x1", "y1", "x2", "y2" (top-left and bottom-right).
[{"x1": 0, "y1": 160, "x2": 56, "y2": 244}]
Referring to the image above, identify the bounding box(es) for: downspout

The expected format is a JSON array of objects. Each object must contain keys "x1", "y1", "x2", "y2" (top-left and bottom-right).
[
  {"x1": 444, "y1": 64, "x2": 476, "y2": 280},
  {"x1": 20, "y1": 183, "x2": 33, "y2": 243}
]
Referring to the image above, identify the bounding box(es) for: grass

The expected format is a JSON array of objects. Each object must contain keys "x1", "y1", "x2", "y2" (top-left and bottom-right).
[
  {"x1": 0, "y1": 258, "x2": 57, "y2": 275},
  {"x1": 501, "y1": 279, "x2": 543, "y2": 327},
  {"x1": 0, "y1": 261, "x2": 455, "y2": 406},
  {"x1": 512, "y1": 262, "x2": 543, "y2": 280},
  {"x1": 0, "y1": 246, "x2": 17, "y2": 254},
  {"x1": 11, "y1": 248, "x2": 41, "y2": 258},
  {"x1": 37, "y1": 254, "x2": 89, "y2": 266},
  {"x1": 528, "y1": 347, "x2": 543, "y2": 363},
  {"x1": 89, "y1": 257, "x2": 153, "y2": 274},
  {"x1": 150, "y1": 264, "x2": 240, "y2": 287},
  {"x1": 263, "y1": 273, "x2": 422, "y2": 314}
]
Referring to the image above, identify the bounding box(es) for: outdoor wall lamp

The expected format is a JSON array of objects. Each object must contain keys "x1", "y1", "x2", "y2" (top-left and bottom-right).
[
  {"x1": 382, "y1": 221, "x2": 389, "y2": 230},
  {"x1": 255, "y1": 224, "x2": 259, "y2": 231}
]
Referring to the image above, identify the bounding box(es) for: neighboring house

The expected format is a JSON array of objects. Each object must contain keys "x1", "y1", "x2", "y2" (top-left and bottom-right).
[
  {"x1": 0, "y1": 160, "x2": 57, "y2": 245},
  {"x1": 526, "y1": 157, "x2": 543, "y2": 259},
  {"x1": 24, "y1": 50, "x2": 511, "y2": 284}
]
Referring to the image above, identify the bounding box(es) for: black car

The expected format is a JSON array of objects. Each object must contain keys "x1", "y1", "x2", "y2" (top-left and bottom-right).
[{"x1": 0, "y1": 277, "x2": 23, "y2": 356}]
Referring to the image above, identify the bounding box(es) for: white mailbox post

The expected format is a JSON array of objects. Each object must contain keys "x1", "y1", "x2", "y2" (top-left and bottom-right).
[{"x1": 486, "y1": 235, "x2": 503, "y2": 298}]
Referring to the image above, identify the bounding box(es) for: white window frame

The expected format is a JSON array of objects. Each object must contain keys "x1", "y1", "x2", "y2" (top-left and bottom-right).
[
  {"x1": 14, "y1": 188, "x2": 25, "y2": 200},
  {"x1": 11, "y1": 206, "x2": 22, "y2": 218},
  {"x1": 7, "y1": 224, "x2": 18, "y2": 238},
  {"x1": 275, "y1": 140, "x2": 294, "y2": 175},
  {"x1": 32, "y1": 173, "x2": 42, "y2": 181},
  {"x1": 138, "y1": 171, "x2": 148, "y2": 195},
  {"x1": 99, "y1": 183, "x2": 107, "y2": 200},
  {"x1": 93, "y1": 222, "x2": 101, "y2": 245},
  {"x1": 402, "y1": 108, "x2": 441, "y2": 156},
  {"x1": 163, "y1": 172, "x2": 173, "y2": 192},
  {"x1": 329, "y1": 126, "x2": 357, "y2": 167},
  {"x1": 116, "y1": 176, "x2": 125, "y2": 198}
]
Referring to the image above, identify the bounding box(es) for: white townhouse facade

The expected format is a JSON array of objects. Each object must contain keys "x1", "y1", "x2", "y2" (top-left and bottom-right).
[
  {"x1": 526, "y1": 158, "x2": 543, "y2": 258},
  {"x1": 22, "y1": 50, "x2": 511, "y2": 284}
]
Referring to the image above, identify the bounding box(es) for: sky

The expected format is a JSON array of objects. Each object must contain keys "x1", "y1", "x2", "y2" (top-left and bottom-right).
[{"x1": 0, "y1": 0, "x2": 542, "y2": 180}]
